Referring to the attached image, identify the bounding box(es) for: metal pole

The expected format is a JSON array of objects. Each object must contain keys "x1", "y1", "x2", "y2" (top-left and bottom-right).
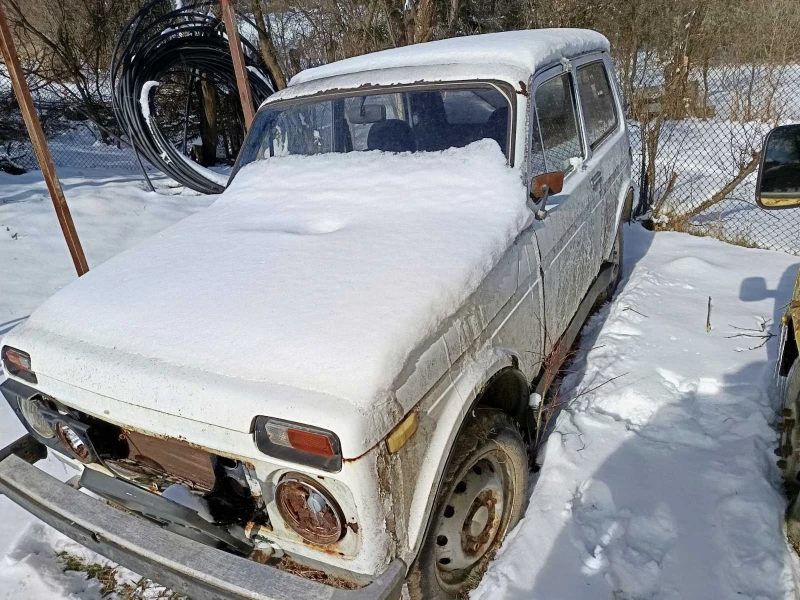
[
  {"x1": 182, "y1": 70, "x2": 195, "y2": 156},
  {"x1": 0, "y1": 4, "x2": 89, "y2": 276},
  {"x1": 127, "y1": 121, "x2": 155, "y2": 193},
  {"x1": 220, "y1": 0, "x2": 255, "y2": 131}
]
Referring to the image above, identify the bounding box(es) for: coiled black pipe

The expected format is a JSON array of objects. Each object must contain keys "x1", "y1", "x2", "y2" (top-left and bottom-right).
[{"x1": 111, "y1": 0, "x2": 276, "y2": 194}]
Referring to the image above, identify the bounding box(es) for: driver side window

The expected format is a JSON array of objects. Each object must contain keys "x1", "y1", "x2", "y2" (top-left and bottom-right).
[{"x1": 533, "y1": 73, "x2": 584, "y2": 174}]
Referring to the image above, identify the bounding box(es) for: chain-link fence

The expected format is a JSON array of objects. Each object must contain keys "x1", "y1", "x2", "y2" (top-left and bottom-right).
[
  {"x1": 0, "y1": 61, "x2": 141, "y2": 174},
  {"x1": 5, "y1": 48, "x2": 800, "y2": 253},
  {"x1": 630, "y1": 62, "x2": 800, "y2": 254}
]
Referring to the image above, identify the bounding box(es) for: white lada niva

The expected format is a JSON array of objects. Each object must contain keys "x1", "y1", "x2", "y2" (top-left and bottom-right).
[{"x1": 0, "y1": 28, "x2": 631, "y2": 600}]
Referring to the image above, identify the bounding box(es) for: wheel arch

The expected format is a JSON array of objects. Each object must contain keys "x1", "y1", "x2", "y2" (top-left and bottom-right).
[
  {"x1": 401, "y1": 352, "x2": 530, "y2": 567},
  {"x1": 473, "y1": 364, "x2": 531, "y2": 427},
  {"x1": 619, "y1": 185, "x2": 635, "y2": 226}
]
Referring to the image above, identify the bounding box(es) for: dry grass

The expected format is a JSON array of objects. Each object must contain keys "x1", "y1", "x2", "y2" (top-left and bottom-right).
[
  {"x1": 57, "y1": 551, "x2": 184, "y2": 600},
  {"x1": 117, "y1": 579, "x2": 185, "y2": 600},
  {"x1": 58, "y1": 552, "x2": 118, "y2": 597},
  {"x1": 276, "y1": 557, "x2": 362, "y2": 590},
  {"x1": 651, "y1": 213, "x2": 760, "y2": 249}
]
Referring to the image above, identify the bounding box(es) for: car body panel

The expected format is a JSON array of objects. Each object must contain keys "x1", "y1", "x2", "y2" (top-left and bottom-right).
[
  {"x1": 529, "y1": 62, "x2": 601, "y2": 348},
  {"x1": 0, "y1": 30, "x2": 630, "y2": 589},
  {"x1": 570, "y1": 53, "x2": 631, "y2": 262},
  {"x1": 778, "y1": 270, "x2": 800, "y2": 376}
]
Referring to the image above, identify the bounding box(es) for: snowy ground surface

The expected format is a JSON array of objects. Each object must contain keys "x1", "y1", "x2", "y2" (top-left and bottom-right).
[
  {"x1": 0, "y1": 169, "x2": 215, "y2": 597},
  {"x1": 1, "y1": 169, "x2": 799, "y2": 598},
  {"x1": 477, "y1": 226, "x2": 800, "y2": 599}
]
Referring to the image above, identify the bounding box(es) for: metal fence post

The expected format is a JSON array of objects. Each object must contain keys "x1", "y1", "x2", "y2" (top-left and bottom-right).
[
  {"x1": 220, "y1": 0, "x2": 255, "y2": 132},
  {"x1": 0, "y1": 3, "x2": 89, "y2": 276}
]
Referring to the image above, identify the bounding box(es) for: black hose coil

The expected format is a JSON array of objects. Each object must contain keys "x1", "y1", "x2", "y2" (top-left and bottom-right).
[{"x1": 111, "y1": 0, "x2": 276, "y2": 194}]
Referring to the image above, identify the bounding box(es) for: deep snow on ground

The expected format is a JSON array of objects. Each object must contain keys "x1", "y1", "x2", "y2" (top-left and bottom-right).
[
  {"x1": 1, "y1": 169, "x2": 799, "y2": 598},
  {"x1": 0, "y1": 168, "x2": 214, "y2": 328},
  {"x1": 476, "y1": 225, "x2": 800, "y2": 599},
  {"x1": 0, "y1": 169, "x2": 214, "y2": 598}
]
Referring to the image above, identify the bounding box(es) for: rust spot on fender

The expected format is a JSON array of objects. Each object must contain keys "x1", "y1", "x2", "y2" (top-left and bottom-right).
[{"x1": 376, "y1": 445, "x2": 401, "y2": 554}]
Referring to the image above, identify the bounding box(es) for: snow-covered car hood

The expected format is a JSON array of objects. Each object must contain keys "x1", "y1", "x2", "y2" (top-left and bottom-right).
[{"x1": 4, "y1": 141, "x2": 529, "y2": 454}]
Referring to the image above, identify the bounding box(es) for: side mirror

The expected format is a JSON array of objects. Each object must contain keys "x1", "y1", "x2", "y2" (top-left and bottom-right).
[
  {"x1": 756, "y1": 124, "x2": 800, "y2": 210},
  {"x1": 530, "y1": 171, "x2": 564, "y2": 220}
]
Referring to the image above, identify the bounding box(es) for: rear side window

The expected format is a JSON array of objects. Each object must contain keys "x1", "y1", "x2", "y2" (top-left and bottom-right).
[
  {"x1": 534, "y1": 73, "x2": 583, "y2": 173},
  {"x1": 576, "y1": 62, "x2": 618, "y2": 148}
]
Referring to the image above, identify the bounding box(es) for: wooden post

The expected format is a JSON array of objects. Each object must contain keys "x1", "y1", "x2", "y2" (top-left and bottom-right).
[
  {"x1": 0, "y1": 4, "x2": 89, "y2": 276},
  {"x1": 220, "y1": 0, "x2": 255, "y2": 131}
]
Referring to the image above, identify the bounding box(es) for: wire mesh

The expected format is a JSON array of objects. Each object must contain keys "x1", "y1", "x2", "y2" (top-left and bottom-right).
[
  {"x1": 4, "y1": 49, "x2": 800, "y2": 254},
  {"x1": 629, "y1": 62, "x2": 800, "y2": 254},
  {"x1": 0, "y1": 60, "x2": 141, "y2": 174}
]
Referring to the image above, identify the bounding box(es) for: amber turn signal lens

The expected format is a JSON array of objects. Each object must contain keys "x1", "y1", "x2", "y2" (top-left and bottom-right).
[
  {"x1": 287, "y1": 428, "x2": 334, "y2": 457},
  {"x1": 255, "y1": 417, "x2": 342, "y2": 472},
  {"x1": 2, "y1": 346, "x2": 37, "y2": 384}
]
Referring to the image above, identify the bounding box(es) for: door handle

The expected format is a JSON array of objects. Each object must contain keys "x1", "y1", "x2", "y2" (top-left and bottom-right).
[{"x1": 590, "y1": 171, "x2": 602, "y2": 189}]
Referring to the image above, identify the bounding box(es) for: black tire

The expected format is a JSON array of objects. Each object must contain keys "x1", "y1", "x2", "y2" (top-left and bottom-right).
[
  {"x1": 779, "y1": 359, "x2": 800, "y2": 542},
  {"x1": 779, "y1": 360, "x2": 800, "y2": 482},
  {"x1": 407, "y1": 411, "x2": 529, "y2": 599},
  {"x1": 594, "y1": 220, "x2": 624, "y2": 308}
]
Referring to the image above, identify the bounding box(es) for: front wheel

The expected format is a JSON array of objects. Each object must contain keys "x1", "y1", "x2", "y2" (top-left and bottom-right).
[{"x1": 407, "y1": 411, "x2": 528, "y2": 599}]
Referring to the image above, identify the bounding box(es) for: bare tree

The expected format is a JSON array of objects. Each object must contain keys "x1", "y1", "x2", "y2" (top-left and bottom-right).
[{"x1": 3, "y1": 0, "x2": 141, "y2": 142}]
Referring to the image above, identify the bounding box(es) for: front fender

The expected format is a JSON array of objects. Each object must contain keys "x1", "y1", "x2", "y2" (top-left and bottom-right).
[{"x1": 389, "y1": 347, "x2": 521, "y2": 565}]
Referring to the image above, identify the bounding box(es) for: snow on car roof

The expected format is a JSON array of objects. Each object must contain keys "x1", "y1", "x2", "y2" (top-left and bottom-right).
[{"x1": 290, "y1": 29, "x2": 609, "y2": 87}]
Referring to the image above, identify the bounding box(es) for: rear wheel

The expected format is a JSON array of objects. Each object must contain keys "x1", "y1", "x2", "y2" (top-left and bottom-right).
[
  {"x1": 407, "y1": 411, "x2": 528, "y2": 599},
  {"x1": 594, "y1": 220, "x2": 624, "y2": 307}
]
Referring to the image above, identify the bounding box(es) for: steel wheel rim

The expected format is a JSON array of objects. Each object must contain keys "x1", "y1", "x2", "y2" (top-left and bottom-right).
[{"x1": 433, "y1": 450, "x2": 516, "y2": 592}]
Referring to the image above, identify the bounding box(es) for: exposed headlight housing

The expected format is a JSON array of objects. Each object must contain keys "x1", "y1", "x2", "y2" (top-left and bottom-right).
[
  {"x1": 55, "y1": 422, "x2": 93, "y2": 463},
  {"x1": 254, "y1": 417, "x2": 342, "y2": 472},
  {"x1": 2, "y1": 346, "x2": 37, "y2": 384},
  {"x1": 275, "y1": 474, "x2": 344, "y2": 545},
  {"x1": 18, "y1": 395, "x2": 55, "y2": 439}
]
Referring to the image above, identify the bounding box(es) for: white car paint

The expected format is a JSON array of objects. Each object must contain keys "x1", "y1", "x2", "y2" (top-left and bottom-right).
[{"x1": 2, "y1": 30, "x2": 631, "y2": 579}]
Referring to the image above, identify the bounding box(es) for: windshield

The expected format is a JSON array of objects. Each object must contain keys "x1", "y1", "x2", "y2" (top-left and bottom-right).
[{"x1": 237, "y1": 84, "x2": 511, "y2": 169}]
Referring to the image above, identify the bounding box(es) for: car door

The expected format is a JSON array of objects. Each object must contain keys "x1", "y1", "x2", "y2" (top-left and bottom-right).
[
  {"x1": 529, "y1": 63, "x2": 603, "y2": 352},
  {"x1": 572, "y1": 53, "x2": 629, "y2": 260}
]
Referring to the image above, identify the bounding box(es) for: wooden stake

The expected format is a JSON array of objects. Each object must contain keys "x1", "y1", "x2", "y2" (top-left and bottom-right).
[
  {"x1": 0, "y1": 4, "x2": 89, "y2": 276},
  {"x1": 220, "y1": 0, "x2": 255, "y2": 131}
]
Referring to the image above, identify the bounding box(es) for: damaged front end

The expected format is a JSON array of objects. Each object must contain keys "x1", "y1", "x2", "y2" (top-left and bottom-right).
[
  {"x1": 0, "y1": 377, "x2": 405, "y2": 599},
  {"x1": 6, "y1": 378, "x2": 264, "y2": 555}
]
